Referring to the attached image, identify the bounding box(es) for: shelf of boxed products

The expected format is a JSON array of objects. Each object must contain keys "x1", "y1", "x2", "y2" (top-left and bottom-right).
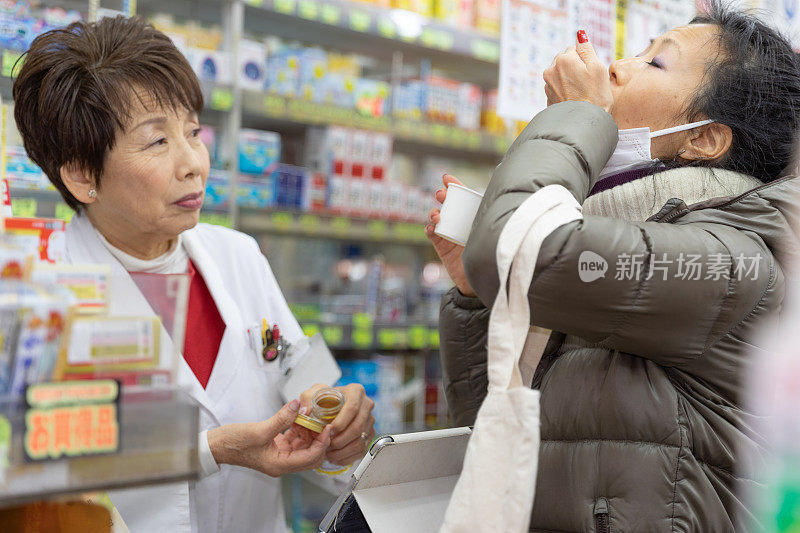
[
  {"x1": 241, "y1": 90, "x2": 511, "y2": 157},
  {"x1": 237, "y1": 206, "x2": 430, "y2": 246},
  {"x1": 0, "y1": 385, "x2": 199, "y2": 507},
  {"x1": 8, "y1": 184, "x2": 433, "y2": 248},
  {"x1": 242, "y1": 0, "x2": 501, "y2": 64},
  {"x1": 295, "y1": 316, "x2": 440, "y2": 351}
]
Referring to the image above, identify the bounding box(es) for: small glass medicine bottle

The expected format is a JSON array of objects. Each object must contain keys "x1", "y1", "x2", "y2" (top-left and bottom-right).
[
  {"x1": 292, "y1": 388, "x2": 352, "y2": 476},
  {"x1": 294, "y1": 387, "x2": 345, "y2": 433}
]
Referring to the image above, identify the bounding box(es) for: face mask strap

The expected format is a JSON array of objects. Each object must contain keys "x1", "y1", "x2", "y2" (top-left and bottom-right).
[{"x1": 649, "y1": 119, "x2": 714, "y2": 139}]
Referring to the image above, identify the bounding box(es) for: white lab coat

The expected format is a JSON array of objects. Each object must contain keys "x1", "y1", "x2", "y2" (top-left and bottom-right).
[{"x1": 64, "y1": 214, "x2": 328, "y2": 533}]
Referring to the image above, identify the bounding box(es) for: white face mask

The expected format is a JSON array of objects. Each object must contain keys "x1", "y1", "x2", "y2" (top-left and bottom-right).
[{"x1": 597, "y1": 119, "x2": 714, "y2": 181}]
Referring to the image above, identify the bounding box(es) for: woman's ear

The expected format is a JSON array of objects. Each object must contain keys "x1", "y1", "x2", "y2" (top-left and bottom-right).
[
  {"x1": 60, "y1": 162, "x2": 96, "y2": 204},
  {"x1": 680, "y1": 123, "x2": 733, "y2": 162}
]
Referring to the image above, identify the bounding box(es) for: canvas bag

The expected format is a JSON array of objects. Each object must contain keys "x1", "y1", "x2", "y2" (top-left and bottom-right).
[{"x1": 441, "y1": 185, "x2": 583, "y2": 533}]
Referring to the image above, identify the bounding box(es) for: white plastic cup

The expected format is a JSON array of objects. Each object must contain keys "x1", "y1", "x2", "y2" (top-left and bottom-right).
[{"x1": 434, "y1": 183, "x2": 484, "y2": 246}]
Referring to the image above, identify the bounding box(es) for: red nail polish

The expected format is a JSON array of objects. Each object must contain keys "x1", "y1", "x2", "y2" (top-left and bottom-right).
[{"x1": 577, "y1": 30, "x2": 588, "y2": 44}]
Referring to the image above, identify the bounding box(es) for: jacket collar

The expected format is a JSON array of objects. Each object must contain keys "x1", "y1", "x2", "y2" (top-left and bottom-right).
[{"x1": 582, "y1": 166, "x2": 762, "y2": 222}]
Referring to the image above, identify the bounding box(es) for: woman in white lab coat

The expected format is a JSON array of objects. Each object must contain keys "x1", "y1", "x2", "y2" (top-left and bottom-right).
[{"x1": 12, "y1": 16, "x2": 376, "y2": 532}]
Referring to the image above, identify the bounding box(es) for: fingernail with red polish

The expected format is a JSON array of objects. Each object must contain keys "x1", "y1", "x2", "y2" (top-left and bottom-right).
[{"x1": 577, "y1": 30, "x2": 588, "y2": 44}]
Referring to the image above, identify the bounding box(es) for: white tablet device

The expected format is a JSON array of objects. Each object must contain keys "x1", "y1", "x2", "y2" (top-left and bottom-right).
[{"x1": 319, "y1": 427, "x2": 472, "y2": 533}]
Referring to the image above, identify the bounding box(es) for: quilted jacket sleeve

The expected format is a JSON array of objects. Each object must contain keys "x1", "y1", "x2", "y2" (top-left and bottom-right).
[
  {"x1": 439, "y1": 287, "x2": 490, "y2": 427},
  {"x1": 462, "y1": 101, "x2": 779, "y2": 367}
]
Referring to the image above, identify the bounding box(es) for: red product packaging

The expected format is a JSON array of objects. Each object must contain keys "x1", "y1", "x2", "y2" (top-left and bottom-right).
[{"x1": 4, "y1": 217, "x2": 67, "y2": 263}]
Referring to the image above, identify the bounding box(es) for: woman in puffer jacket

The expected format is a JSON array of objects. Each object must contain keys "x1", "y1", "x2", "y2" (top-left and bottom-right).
[{"x1": 426, "y1": 3, "x2": 800, "y2": 531}]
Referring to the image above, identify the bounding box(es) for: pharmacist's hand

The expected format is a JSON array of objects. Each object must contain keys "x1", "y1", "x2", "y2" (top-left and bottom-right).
[
  {"x1": 425, "y1": 174, "x2": 476, "y2": 297},
  {"x1": 208, "y1": 400, "x2": 332, "y2": 477},
  {"x1": 542, "y1": 31, "x2": 613, "y2": 113},
  {"x1": 299, "y1": 383, "x2": 376, "y2": 466}
]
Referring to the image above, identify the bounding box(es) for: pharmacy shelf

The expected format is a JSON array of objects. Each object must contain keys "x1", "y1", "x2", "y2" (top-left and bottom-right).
[
  {"x1": 237, "y1": 207, "x2": 431, "y2": 246},
  {"x1": 299, "y1": 321, "x2": 440, "y2": 351},
  {"x1": 137, "y1": 0, "x2": 226, "y2": 26},
  {"x1": 137, "y1": 0, "x2": 500, "y2": 66},
  {"x1": 241, "y1": 0, "x2": 499, "y2": 81},
  {"x1": 0, "y1": 386, "x2": 199, "y2": 507},
  {"x1": 6, "y1": 189, "x2": 432, "y2": 250},
  {"x1": 239, "y1": 90, "x2": 510, "y2": 158}
]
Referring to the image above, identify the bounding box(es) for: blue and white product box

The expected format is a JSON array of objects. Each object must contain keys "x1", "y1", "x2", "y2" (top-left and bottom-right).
[
  {"x1": 319, "y1": 73, "x2": 357, "y2": 108},
  {"x1": 187, "y1": 47, "x2": 232, "y2": 84},
  {"x1": 0, "y1": 13, "x2": 32, "y2": 51},
  {"x1": 5, "y1": 146, "x2": 47, "y2": 190},
  {"x1": 265, "y1": 47, "x2": 301, "y2": 97},
  {"x1": 297, "y1": 47, "x2": 328, "y2": 101},
  {"x1": 274, "y1": 165, "x2": 306, "y2": 209},
  {"x1": 338, "y1": 357, "x2": 404, "y2": 434},
  {"x1": 237, "y1": 174, "x2": 275, "y2": 209},
  {"x1": 392, "y1": 81, "x2": 426, "y2": 120},
  {"x1": 327, "y1": 174, "x2": 349, "y2": 215},
  {"x1": 238, "y1": 39, "x2": 267, "y2": 90},
  {"x1": 204, "y1": 169, "x2": 231, "y2": 210},
  {"x1": 238, "y1": 129, "x2": 281, "y2": 176}
]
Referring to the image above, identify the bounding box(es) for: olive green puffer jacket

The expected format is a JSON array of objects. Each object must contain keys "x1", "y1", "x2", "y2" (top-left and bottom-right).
[{"x1": 439, "y1": 102, "x2": 800, "y2": 532}]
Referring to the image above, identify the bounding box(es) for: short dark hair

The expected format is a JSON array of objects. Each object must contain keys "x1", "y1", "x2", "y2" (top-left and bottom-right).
[
  {"x1": 13, "y1": 16, "x2": 204, "y2": 210},
  {"x1": 686, "y1": 1, "x2": 800, "y2": 183}
]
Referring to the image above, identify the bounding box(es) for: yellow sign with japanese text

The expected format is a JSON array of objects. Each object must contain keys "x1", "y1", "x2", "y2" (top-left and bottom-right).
[{"x1": 24, "y1": 380, "x2": 120, "y2": 461}]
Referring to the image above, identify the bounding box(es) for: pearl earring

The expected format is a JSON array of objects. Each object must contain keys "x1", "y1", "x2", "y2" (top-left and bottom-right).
[{"x1": 88, "y1": 189, "x2": 97, "y2": 199}]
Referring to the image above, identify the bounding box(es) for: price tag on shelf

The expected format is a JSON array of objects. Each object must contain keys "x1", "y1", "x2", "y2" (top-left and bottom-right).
[
  {"x1": 270, "y1": 212, "x2": 293, "y2": 231},
  {"x1": 210, "y1": 88, "x2": 233, "y2": 111},
  {"x1": 349, "y1": 10, "x2": 371, "y2": 32},
  {"x1": 289, "y1": 303, "x2": 320, "y2": 321},
  {"x1": 24, "y1": 380, "x2": 121, "y2": 461},
  {"x1": 199, "y1": 213, "x2": 233, "y2": 228},
  {"x1": 471, "y1": 39, "x2": 500, "y2": 62},
  {"x1": 263, "y1": 95, "x2": 285, "y2": 114},
  {"x1": 0, "y1": 415, "x2": 9, "y2": 483},
  {"x1": 55, "y1": 203, "x2": 74, "y2": 223},
  {"x1": 11, "y1": 198, "x2": 37, "y2": 218},
  {"x1": 393, "y1": 223, "x2": 418, "y2": 241},
  {"x1": 320, "y1": 4, "x2": 341, "y2": 24},
  {"x1": 466, "y1": 131, "x2": 481, "y2": 149},
  {"x1": 331, "y1": 216, "x2": 351, "y2": 235},
  {"x1": 377, "y1": 329, "x2": 399, "y2": 349},
  {"x1": 302, "y1": 324, "x2": 320, "y2": 337},
  {"x1": 298, "y1": 214, "x2": 320, "y2": 233},
  {"x1": 435, "y1": 31, "x2": 454, "y2": 51},
  {"x1": 429, "y1": 329, "x2": 440, "y2": 349},
  {"x1": 297, "y1": 0, "x2": 319, "y2": 20},
  {"x1": 408, "y1": 325, "x2": 429, "y2": 349},
  {"x1": 495, "y1": 137, "x2": 510, "y2": 154},
  {"x1": 352, "y1": 312, "x2": 373, "y2": 329},
  {"x1": 377, "y1": 18, "x2": 397, "y2": 39},
  {"x1": 322, "y1": 326, "x2": 344, "y2": 346},
  {"x1": 431, "y1": 124, "x2": 449, "y2": 141},
  {"x1": 352, "y1": 328, "x2": 373, "y2": 349},
  {"x1": 2, "y1": 49, "x2": 23, "y2": 78},
  {"x1": 273, "y1": 0, "x2": 296, "y2": 15},
  {"x1": 420, "y1": 28, "x2": 437, "y2": 48},
  {"x1": 367, "y1": 220, "x2": 388, "y2": 239}
]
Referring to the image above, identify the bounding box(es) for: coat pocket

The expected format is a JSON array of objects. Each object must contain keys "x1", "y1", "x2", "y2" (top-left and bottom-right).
[{"x1": 594, "y1": 497, "x2": 610, "y2": 533}]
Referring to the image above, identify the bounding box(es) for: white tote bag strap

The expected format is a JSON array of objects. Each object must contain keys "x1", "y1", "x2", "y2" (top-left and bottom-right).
[{"x1": 487, "y1": 185, "x2": 583, "y2": 391}]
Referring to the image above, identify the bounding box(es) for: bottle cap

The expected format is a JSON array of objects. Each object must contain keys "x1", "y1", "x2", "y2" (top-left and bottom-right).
[{"x1": 293, "y1": 413, "x2": 325, "y2": 433}]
